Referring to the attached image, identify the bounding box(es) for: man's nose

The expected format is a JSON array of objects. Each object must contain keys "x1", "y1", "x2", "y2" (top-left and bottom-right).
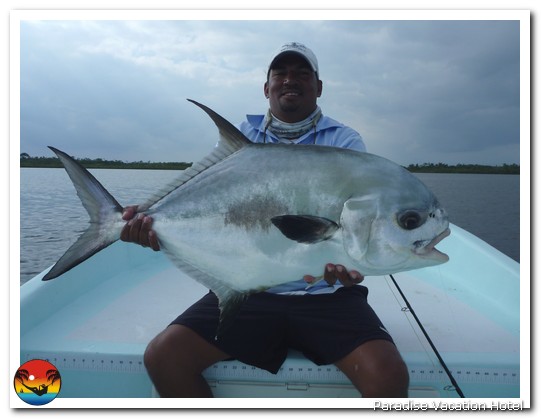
[{"x1": 283, "y1": 72, "x2": 299, "y2": 84}]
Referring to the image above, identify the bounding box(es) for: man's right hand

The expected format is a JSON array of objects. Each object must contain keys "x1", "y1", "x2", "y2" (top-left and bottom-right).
[{"x1": 120, "y1": 205, "x2": 160, "y2": 251}]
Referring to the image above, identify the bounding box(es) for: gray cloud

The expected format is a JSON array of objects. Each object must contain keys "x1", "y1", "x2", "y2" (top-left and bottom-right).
[{"x1": 19, "y1": 19, "x2": 521, "y2": 166}]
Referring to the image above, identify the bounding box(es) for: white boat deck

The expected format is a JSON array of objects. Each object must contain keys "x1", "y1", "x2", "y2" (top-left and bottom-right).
[{"x1": 20, "y1": 224, "x2": 520, "y2": 399}]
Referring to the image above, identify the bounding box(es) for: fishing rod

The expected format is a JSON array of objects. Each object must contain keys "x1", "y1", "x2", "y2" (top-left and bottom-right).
[{"x1": 389, "y1": 274, "x2": 465, "y2": 398}]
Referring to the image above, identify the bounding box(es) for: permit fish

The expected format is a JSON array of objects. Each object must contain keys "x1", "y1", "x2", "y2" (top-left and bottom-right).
[{"x1": 43, "y1": 99, "x2": 450, "y2": 334}]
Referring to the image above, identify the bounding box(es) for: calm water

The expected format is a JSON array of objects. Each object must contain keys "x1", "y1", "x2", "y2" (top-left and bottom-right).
[{"x1": 19, "y1": 168, "x2": 520, "y2": 284}]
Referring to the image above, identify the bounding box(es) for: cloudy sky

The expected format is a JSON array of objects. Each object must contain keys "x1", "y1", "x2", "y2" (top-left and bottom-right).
[{"x1": 17, "y1": 13, "x2": 523, "y2": 167}]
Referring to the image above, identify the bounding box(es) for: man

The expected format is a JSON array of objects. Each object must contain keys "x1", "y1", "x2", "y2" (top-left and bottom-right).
[{"x1": 121, "y1": 42, "x2": 409, "y2": 397}]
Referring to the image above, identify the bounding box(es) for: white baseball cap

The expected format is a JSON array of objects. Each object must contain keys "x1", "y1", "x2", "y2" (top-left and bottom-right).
[{"x1": 268, "y1": 42, "x2": 319, "y2": 77}]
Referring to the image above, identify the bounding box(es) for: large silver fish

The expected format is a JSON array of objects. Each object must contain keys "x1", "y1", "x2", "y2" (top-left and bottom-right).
[{"x1": 44, "y1": 100, "x2": 450, "y2": 333}]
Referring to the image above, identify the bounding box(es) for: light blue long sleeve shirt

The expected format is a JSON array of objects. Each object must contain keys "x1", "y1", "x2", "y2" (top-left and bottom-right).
[{"x1": 238, "y1": 114, "x2": 366, "y2": 151}]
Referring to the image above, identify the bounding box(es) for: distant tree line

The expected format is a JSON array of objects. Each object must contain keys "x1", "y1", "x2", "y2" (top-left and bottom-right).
[
  {"x1": 20, "y1": 153, "x2": 519, "y2": 174},
  {"x1": 20, "y1": 154, "x2": 192, "y2": 170},
  {"x1": 406, "y1": 162, "x2": 519, "y2": 175}
]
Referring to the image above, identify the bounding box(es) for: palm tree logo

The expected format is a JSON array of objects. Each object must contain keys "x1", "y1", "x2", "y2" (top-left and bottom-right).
[{"x1": 14, "y1": 360, "x2": 61, "y2": 405}]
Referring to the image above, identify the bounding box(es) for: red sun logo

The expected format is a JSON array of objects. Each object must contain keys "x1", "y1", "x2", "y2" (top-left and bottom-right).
[{"x1": 14, "y1": 359, "x2": 61, "y2": 405}]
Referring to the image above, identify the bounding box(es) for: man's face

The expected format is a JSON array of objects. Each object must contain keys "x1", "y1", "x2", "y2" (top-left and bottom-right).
[{"x1": 264, "y1": 53, "x2": 323, "y2": 123}]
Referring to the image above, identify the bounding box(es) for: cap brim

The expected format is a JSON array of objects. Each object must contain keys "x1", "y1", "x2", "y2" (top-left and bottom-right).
[{"x1": 269, "y1": 51, "x2": 318, "y2": 73}]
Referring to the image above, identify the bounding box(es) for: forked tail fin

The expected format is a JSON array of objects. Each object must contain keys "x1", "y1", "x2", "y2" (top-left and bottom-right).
[{"x1": 42, "y1": 147, "x2": 124, "y2": 280}]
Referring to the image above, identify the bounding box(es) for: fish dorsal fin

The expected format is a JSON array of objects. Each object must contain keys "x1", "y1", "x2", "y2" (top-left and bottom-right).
[
  {"x1": 188, "y1": 99, "x2": 252, "y2": 154},
  {"x1": 139, "y1": 100, "x2": 251, "y2": 211}
]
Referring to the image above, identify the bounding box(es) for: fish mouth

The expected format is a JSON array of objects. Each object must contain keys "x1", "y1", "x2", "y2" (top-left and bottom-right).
[{"x1": 413, "y1": 228, "x2": 451, "y2": 260}]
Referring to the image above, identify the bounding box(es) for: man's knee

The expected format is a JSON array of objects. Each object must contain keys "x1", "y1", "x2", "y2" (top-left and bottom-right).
[
  {"x1": 374, "y1": 352, "x2": 409, "y2": 396},
  {"x1": 143, "y1": 325, "x2": 222, "y2": 397},
  {"x1": 144, "y1": 324, "x2": 229, "y2": 376},
  {"x1": 144, "y1": 328, "x2": 170, "y2": 373},
  {"x1": 336, "y1": 339, "x2": 409, "y2": 398},
  {"x1": 359, "y1": 349, "x2": 409, "y2": 397},
  {"x1": 144, "y1": 325, "x2": 190, "y2": 373}
]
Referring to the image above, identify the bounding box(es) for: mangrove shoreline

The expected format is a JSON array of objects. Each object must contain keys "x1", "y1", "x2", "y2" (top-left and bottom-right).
[{"x1": 20, "y1": 155, "x2": 519, "y2": 175}]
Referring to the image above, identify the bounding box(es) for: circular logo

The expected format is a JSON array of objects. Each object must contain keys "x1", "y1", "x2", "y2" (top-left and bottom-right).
[{"x1": 14, "y1": 359, "x2": 61, "y2": 406}]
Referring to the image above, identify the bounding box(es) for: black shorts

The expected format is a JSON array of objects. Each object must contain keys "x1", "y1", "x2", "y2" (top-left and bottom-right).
[{"x1": 171, "y1": 286, "x2": 394, "y2": 374}]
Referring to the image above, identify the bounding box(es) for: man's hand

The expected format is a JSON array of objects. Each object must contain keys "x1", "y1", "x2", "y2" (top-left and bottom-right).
[
  {"x1": 304, "y1": 264, "x2": 364, "y2": 287},
  {"x1": 120, "y1": 205, "x2": 160, "y2": 251}
]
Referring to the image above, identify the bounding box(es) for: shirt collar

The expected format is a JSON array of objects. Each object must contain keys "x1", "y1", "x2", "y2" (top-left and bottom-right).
[{"x1": 246, "y1": 112, "x2": 339, "y2": 132}]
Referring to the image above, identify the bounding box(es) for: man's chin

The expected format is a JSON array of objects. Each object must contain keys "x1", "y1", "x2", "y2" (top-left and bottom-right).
[{"x1": 278, "y1": 99, "x2": 302, "y2": 113}]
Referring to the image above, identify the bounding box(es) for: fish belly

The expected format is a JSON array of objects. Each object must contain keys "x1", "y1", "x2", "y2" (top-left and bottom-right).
[{"x1": 153, "y1": 215, "x2": 349, "y2": 293}]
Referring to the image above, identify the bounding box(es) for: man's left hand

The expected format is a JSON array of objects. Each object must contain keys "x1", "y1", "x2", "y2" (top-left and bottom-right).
[{"x1": 304, "y1": 264, "x2": 364, "y2": 287}]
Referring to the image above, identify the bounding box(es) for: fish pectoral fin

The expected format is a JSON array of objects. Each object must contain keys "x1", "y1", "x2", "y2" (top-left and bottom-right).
[
  {"x1": 271, "y1": 215, "x2": 339, "y2": 244},
  {"x1": 339, "y1": 198, "x2": 377, "y2": 261}
]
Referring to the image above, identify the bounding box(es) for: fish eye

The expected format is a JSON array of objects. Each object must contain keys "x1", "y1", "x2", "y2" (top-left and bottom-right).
[{"x1": 398, "y1": 210, "x2": 426, "y2": 230}]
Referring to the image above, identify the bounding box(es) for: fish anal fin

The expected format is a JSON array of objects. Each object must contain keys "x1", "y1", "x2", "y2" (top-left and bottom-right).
[
  {"x1": 159, "y1": 248, "x2": 253, "y2": 337},
  {"x1": 215, "y1": 290, "x2": 251, "y2": 338},
  {"x1": 271, "y1": 215, "x2": 339, "y2": 244}
]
